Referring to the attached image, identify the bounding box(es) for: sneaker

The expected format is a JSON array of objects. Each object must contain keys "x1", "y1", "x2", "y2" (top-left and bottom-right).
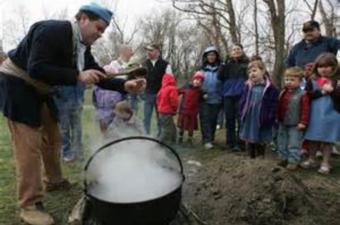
[
  {"x1": 204, "y1": 142, "x2": 213, "y2": 150},
  {"x1": 232, "y1": 145, "x2": 241, "y2": 152},
  {"x1": 20, "y1": 203, "x2": 54, "y2": 225},
  {"x1": 316, "y1": 151, "x2": 323, "y2": 158},
  {"x1": 286, "y1": 163, "x2": 299, "y2": 171},
  {"x1": 63, "y1": 155, "x2": 76, "y2": 163},
  {"x1": 300, "y1": 160, "x2": 318, "y2": 169},
  {"x1": 318, "y1": 165, "x2": 330, "y2": 175},
  {"x1": 332, "y1": 146, "x2": 340, "y2": 156},
  {"x1": 44, "y1": 179, "x2": 72, "y2": 192}
]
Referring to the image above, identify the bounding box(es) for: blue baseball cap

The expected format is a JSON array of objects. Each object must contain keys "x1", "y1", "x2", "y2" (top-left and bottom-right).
[{"x1": 79, "y1": 2, "x2": 113, "y2": 25}]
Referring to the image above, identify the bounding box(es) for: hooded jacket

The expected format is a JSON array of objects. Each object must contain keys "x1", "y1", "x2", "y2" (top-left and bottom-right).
[
  {"x1": 157, "y1": 74, "x2": 179, "y2": 114},
  {"x1": 201, "y1": 46, "x2": 222, "y2": 104}
]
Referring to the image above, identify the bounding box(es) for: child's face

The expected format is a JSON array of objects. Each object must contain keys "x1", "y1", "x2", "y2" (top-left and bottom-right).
[
  {"x1": 248, "y1": 67, "x2": 265, "y2": 83},
  {"x1": 192, "y1": 79, "x2": 202, "y2": 87},
  {"x1": 284, "y1": 76, "x2": 300, "y2": 89},
  {"x1": 317, "y1": 65, "x2": 334, "y2": 77}
]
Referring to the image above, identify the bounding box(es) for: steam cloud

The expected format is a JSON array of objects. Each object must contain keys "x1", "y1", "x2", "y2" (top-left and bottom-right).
[{"x1": 86, "y1": 139, "x2": 183, "y2": 203}]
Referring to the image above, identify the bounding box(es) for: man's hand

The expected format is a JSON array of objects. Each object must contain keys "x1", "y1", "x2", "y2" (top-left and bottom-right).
[
  {"x1": 78, "y1": 70, "x2": 107, "y2": 84},
  {"x1": 297, "y1": 123, "x2": 306, "y2": 130},
  {"x1": 124, "y1": 78, "x2": 146, "y2": 94}
]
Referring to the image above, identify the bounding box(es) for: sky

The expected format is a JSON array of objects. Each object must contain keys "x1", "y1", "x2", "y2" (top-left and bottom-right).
[{"x1": 0, "y1": 0, "x2": 171, "y2": 51}]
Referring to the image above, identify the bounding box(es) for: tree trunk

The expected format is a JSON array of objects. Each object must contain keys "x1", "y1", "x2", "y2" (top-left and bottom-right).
[
  {"x1": 263, "y1": 0, "x2": 285, "y2": 88},
  {"x1": 319, "y1": 0, "x2": 336, "y2": 37},
  {"x1": 225, "y1": 0, "x2": 239, "y2": 43},
  {"x1": 254, "y1": 0, "x2": 259, "y2": 56}
]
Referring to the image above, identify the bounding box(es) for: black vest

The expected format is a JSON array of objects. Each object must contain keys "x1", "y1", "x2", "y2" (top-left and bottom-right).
[{"x1": 144, "y1": 58, "x2": 169, "y2": 94}]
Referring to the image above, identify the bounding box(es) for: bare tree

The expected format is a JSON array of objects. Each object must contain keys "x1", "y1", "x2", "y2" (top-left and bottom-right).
[
  {"x1": 170, "y1": 0, "x2": 240, "y2": 51},
  {"x1": 253, "y1": 0, "x2": 260, "y2": 56},
  {"x1": 319, "y1": 0, "x2": 337, "y2": 37},
  {"x1": 262, "y1": 0, "x2": 285, "y2": 87},
  {"x1": 302, "y1": 0, "x2": 319, "y2": 20}
]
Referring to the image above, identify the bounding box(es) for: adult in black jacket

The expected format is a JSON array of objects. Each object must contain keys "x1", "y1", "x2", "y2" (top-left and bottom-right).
[
  {"x1": 218, "y1": 44, "x2": 249, "y2": 151},
  {"x1": 0, "y1": 3, "x2": 145, "y2": 225},
  {"x1": 143, "y1": 44, "x2": 172, "y2": 135}
]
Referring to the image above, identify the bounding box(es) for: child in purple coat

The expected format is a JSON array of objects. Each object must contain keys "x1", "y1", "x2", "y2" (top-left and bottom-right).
[{"x1": 239, "y1": 60, "x2": 279, "y2": 158}]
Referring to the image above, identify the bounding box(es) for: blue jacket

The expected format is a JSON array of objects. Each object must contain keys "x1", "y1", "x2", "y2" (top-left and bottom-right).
[
  {"x1": 218, "y1": 56, "x2": 249, "y2": 97},
  {"x1": 201, "y1": 46, "x2": 222, "y2": 104},
  {"x1": 286, "y1": 36, "x2": 340, "y2": 68},
  {"x1": 0, "y1": 20, "x2": 126, "y2": 126},
  {"x1": 202, "y1": 65, "x2": 222, "y2": 104}
]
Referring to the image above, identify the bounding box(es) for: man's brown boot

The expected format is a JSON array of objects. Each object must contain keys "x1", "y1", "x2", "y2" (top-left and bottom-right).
[{"x1": 20, "y1": 202, "x2": 54, "y2": 225}]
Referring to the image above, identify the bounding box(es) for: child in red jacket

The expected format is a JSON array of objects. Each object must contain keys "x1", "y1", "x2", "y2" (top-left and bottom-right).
[
  {"x1": 157, "y1": 73, "x2": 179, "y2": 144},
  {"x1": 177, "y1": 71, "x2": 204, "y2": 145}
]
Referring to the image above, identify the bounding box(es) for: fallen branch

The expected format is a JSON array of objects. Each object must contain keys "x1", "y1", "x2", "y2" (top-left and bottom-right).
[{"x1": 180, "y1": 202, "x2": 209, "y2": 225}]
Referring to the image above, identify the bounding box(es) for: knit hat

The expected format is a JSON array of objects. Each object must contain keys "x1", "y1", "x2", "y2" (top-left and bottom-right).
[
  {"x1": 192, "y1": 71, "x2": 204, "y2": 81},
  {"x1": 79, "y1": 2, "x2": 113, "y2": 25}
]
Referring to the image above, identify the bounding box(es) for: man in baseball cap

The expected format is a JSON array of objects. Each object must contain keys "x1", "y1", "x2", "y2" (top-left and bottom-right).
[{"x1": 286, "y1": 20, "x2": 339, "y2": 68}]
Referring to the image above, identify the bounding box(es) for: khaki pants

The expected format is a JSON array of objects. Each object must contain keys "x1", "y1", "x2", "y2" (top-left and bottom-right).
[{"x1": 7, "y1": 104, "x2": 64, "y2": 208}]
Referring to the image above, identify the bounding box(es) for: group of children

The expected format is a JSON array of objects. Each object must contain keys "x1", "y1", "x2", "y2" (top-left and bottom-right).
[
  {"x1": 94, "y1": 51, "x2": 339, "y2": 175},
  {"x1": 156, "y1": 52, "x2": 340, "y2": 175},
  {"x1": 240, "y1": 52, "x2": 339, "y2": 175}
]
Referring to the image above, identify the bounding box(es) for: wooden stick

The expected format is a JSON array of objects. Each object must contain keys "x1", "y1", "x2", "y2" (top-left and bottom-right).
[{"x1": 105, "y1": 67, "x2": 147, "y2": 80}]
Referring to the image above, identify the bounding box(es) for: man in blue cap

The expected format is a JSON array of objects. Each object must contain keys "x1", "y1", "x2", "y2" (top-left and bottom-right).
[{"x1": 0, "y1": 3, "x2": 146, "y2": 225}]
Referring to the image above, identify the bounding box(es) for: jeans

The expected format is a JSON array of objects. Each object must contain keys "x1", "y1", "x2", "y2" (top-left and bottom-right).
[
  {"x1": 199, "y1": 102, "x2": 221, "y2": 143},
  {"x1": 217, "y1": 108, "x2": 224, "y2": 127},
  {"x1": 224, "y1": 96, "x2": 241, "y2": 147},
  {"x1": 58, "y1": 103, "x2": 83, "y2": 158},
  {"x1": 127, "y1": 94, "x2": 139, "y2": 113},
  {"x1": 158, "y1": 114, "x2": 177, "y2": 144},
  {"x1": 143, "y1": 93, "x2": 160, "y2": 135},
  {"x1": 277, "y1": 124, "x2": 303, "y2": 163}
]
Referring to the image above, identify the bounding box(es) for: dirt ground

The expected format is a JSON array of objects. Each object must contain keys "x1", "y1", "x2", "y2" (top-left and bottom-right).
[{"x1": 177, "y1": 147, "x2": 340, "y2": 225}]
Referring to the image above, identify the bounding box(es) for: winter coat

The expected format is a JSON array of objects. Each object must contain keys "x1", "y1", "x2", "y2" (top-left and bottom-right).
[
  {"x1": 157, "y1": 74, "x2": 179, "y2": 115},
  {"x1": 0, "y1": 20, "x2": 125, "y2": 126},
  {"x1": 286, "y1": 36, "x2": 340, "y2": 68},
  {"x1": 218, "y1": 56, "x2": 249, "y2": 97},
  {"x1": 178, "y1": 84, "x2": 202, "y2": 116},
  {"x1": 201, "y1": 46, "x2": 222, "y2": 104},
  {"x1": 239, "y1": 79, "x2": 279, "y2": 128}
]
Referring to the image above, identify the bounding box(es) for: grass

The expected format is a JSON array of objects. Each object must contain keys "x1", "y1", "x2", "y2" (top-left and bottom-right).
[{"x1": 0, "y1": 90, "x2": 340, "y2": 225}]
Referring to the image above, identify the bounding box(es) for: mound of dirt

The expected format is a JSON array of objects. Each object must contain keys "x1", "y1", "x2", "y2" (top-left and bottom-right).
[{"x1": 181, "y1": 154, "x2": 340, "y2": 225}]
